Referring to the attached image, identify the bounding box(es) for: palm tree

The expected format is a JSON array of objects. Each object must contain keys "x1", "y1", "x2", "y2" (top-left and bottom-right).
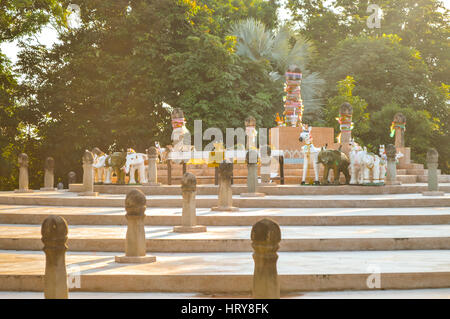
[{"x1": 230, "y1": 18, "x2": 325, "y2": 119}]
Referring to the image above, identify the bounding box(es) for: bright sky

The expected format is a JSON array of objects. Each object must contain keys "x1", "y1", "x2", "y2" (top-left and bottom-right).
[{"x1": 1, "y1": 0, "x2": 449, "y2": 64}]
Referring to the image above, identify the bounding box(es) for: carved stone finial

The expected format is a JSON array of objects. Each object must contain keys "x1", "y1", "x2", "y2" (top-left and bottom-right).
[
  {"x1": 393, "y1": 112, "x2": 406, "y2": 124},
  {"x1": 427, "y1": 148, "x2": 438, "y2": 164},
  {"x1": 18, "y1": 153, "x2": 29, "y2": 167},
  {"x1": 386, "y1": 144, "x2": 396, "y2": 161},
  {"x1": 339, "y1": 102, "x2": 353, "y2": 116},
  {"x1": 245, "y1": 116, "x2": 256, "y2": 127},
  {"x1": 125, "y1": 189, "x2": 146, "y2": 216},
  {"x1": 218, "y1": 161, "x2": 234, "y2": 180},
  {"x1": 251, "y1": 218, "x2": 281, "y2": 246},
  {"x1": 181, "y1": 172, "x2": 196, "y2": 192},
  {"x1": 45, "y1": 157, "x2": 55, "y2": 170},
  {"x1": 82, "y1": 150, "x2": 94, "y2": 164},
  {"x1": 147, "y1": 146, "x2": 158, "y2": 158},
  {"x1": 41, "y1": 215, "x2": 69, "y2": 250}
]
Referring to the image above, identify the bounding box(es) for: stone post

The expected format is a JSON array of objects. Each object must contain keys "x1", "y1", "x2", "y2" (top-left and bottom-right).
[
  {"x1": 259, "y1": 145, "x2": 273, "y2": 186},
  {"x1": 41, "y1": 215, "x2": 69, "y2": 299},
  {"x1": 174, "y1": 173, "x2": 206, "y2": 233},
  {"x1": 79, "y1": 150, "x2": 98, "y2": 196},
  {"x1": 41, "y1": 157, "x2": 56, "y2": 191},
  {"x1": 15, "y1": 153, "x2": 33, "y2": 193},
  {"x1": 385, "y1": 144, "x2": 401, "y2": 185},
  {"x1": 251, "y1": 218, "x2": 281, "y2": 299},
  {"x1": 241, "y1": 150, "x2": 265, "y2": 197},
  {"x1": 115, "y1": 189, "x2": 156, "y2": 263},
  {"x1": 423, "y1": 148, "x2": 444, "y2": 196},
  {"x1": 392, "y1": 113, "x2": 406, "y2": 149},
  {"x1": 245, "y1": 116, "x2": 257, "y2": 150},
  {"x1": 212, "y1": 161, "x2": 239, "y2": 212},
  {"x1": 68, "y1": 171, "x2": 76, "y2": 184},
  {"x1": 338, "y1": 102, "x2": 353, "y2": 156},
  {"x1": 145, "y1": 147, "x2": 161, "y2": 186}
]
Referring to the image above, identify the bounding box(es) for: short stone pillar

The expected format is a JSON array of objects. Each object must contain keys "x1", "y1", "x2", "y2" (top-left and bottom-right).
[
  {"x1": 15, "y1": 153, "x2": 33, "y2": 193},
  {"x1": 385, "y1": 144, "x2": 401, "y2": 185},
  {"x1": 173, "y1": 173, "x2": 206, "y2": 233},
  {"x1": 337, "y1": 102, "x2": 353, "y2": 156},
  {"x1": 145, "y1": 147, "x2": 161, "y2": 186},
  {"x1": 251, "y1": 218, "x2": 281, "y2": 299},
  {"x1": 115, "y1": 189, "x2": 156, "y2": 263},
  {"x1": 245, "y1": 116, "x2": 257, "y2": 150},
  {"x1": 41, "y1": 215, "x2": 69, "y2": 299},
  {"x1": 260, "y1": 145, "x2": 275, "y2": 186},
  {"x1": 423, "y1": 148, "x2": 444, "y2": 196},
  {"x1": 392, "y1": 113, "x2": 406, "y2": 149},
  {"x1": 68, "y1": 171, "x2": 76, "y2": 184},
  {"x1": 212, "y1": 161, "x2": 239, "y2": 212},
  {"x1": 41, "y1": 157, "x2": 56, "y2": 191},
  {"x1": 241, "y1": 150, "x2": 265, "y2": 197},
  {"x1": 79, "y1": 150, "x2": 98, "y2": 196}
]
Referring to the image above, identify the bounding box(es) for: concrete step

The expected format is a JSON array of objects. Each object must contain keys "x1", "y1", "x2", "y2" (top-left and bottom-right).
[
  {"x1": 1, "y1": 224, "x2": 449, "y2": 252},
  {"x1": 1, "y1": 192, "x2": 449, "y2": 208},
  {"x1": 397, "y1": 175, "x2": 417, "y2": 184},
  {"x1": 417, "y1": 175, "x2": 450, "y2": 183},
  {"x1": 399, "y1": 163, "x2": 425, "y2": 170},
  {"x1": 70, "y1": 183, "x2": 450, "y2": 196},
  {"x1": 1, "y1": 250, "x2": 449, "y2": 292},
  {"x1": 2, "y1": 206, "x2": 448, "y2": 226}
]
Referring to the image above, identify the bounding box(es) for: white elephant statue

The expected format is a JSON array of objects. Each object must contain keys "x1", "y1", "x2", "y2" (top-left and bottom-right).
[
  {"x1": 361, "y1": 148, "x2": 382, "y2": 184},
  {"x1": 125, "y1": 150, "x2": 148, "y2": 184}
]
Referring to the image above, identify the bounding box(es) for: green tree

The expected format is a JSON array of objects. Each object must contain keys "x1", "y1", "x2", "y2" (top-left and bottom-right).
[{"x1": 323, "y1": 76, "x2": 370, "y2": 144}]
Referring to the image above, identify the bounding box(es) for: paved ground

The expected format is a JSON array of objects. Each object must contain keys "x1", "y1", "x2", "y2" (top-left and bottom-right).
[
  {"x1": 1, "y1": 224, "x2": 449, "y2": 240},
  {"x1": 1, "y1": 205, "x2": 449, "y2": 217},
  {"x1": 0, "y1": 289, "x2": 449, "y2": 299},
  {"x1": 1, "y1": 250, "x2": 449, "y2": 275}
]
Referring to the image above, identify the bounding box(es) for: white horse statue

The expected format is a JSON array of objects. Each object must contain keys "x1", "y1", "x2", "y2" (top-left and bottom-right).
[
  {"x1": 92, "y1": 147, "x2": 108, "y2": 183},
  {"x1": 349, "y1": 139, "x2": 364, "y2": 184},
  {"x1": 299, "y1": 125, "x2": 320, "y2": 185},
  {"x1": 125, "y1": 149, "x2": 148, "y2": 184}
]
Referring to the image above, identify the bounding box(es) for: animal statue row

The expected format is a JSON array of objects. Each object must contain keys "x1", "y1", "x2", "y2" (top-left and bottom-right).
[
  {"x1": 298, "y1": 126, "x2": 394, "y2": 185},
  {"x1": 92, "y1": 148, "x2": 149, "y2": 184}
]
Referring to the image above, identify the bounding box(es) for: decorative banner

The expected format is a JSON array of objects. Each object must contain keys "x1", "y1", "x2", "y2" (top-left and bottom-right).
[
  {"x1": 336, "y1": 114, "x2": 354, "y2": 132},
  {"x1": 390, "y1": 121, "x2": 406, "y2": 138},
  {"x1": 171, "y1": 117, "x2": 185, "y2": 129}
]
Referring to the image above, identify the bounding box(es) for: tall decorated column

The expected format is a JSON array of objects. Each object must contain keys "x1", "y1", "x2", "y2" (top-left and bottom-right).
[
  {"x1": 41, "y1": 215, "x2": 69, "y2": 299},
  {"x1": 423, "y1": 148, "x2": 444, "y2": 196},
  {"x1": 245, "y1": 116, "x2": 257, "y2": 150},
  {"x1": 15, "y1": 153, "x2": 33, "y2": 193},
  {"x1": 79, "y1": 150, "x2": 98, "y2": 196},
  {"x1": 41, "y1": 157, "x2": 56, "y2": 191},
  {"x1": 391, "y1": 113, "x2": 406, "y2": 149},
  {"x1": 337, "y1": 102, "x2": 354, "y2": 156},
  {"x1": 283, "y1": 66, "x2": 303, "y2": 127}
]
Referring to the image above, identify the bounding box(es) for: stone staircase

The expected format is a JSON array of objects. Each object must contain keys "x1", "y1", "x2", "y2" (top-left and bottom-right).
[{"x1": 0, "y1": 189, "x2": 449, "y2": 295}]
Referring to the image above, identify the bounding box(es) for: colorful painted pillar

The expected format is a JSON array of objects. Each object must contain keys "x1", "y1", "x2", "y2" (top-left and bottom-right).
[
  {"x1": 283, "y1": 66, "x2": 303, "y2": 127},
  {"x1": 337, "y1": 102, "x2": 353, "y2": 156},
  {"x1": 391, "y1": 112, "x2": 406, "y2": 149}
]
